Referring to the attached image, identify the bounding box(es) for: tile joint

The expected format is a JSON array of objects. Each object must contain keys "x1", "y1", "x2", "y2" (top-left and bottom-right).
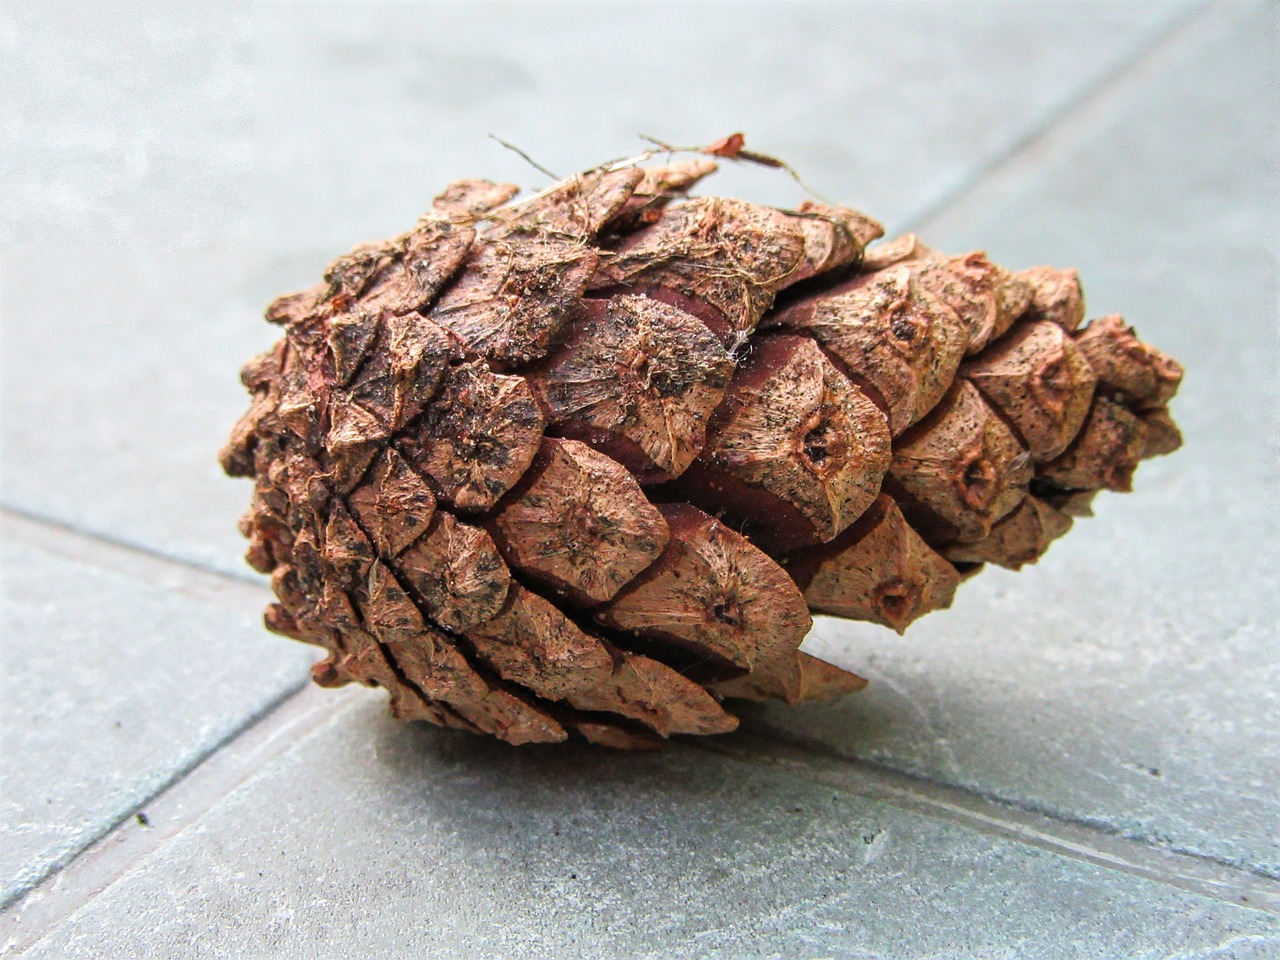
[
  {"x1": 697, "y1": 729, "x2": 1280, "y2": 916},
  {"x1": 899, "y1": 0, "x2": 1219, "y2": 236}
]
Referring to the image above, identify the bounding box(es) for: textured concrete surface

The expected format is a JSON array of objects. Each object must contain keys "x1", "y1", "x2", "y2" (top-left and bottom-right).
[
  {"x1": 0, "y1": 522, "x2": 312, "y2": 908},
  {"x1": 252, "y1": 0, "x2": 1187, "y2": 284},
  {"x1": 0, "y1": 247, "x2": 301, "y2": 578},
  {"x1": 1, "y1": 1, "x2": 251, "y2": 250},
  {"x1": 760, "y1": 1, "x2": 1280, "y2": 878},
  {"x1": 2, "y1": 1, "x2": 1277, "y2": 957},
  {"x1": 16, "y1": 696, "x2": 1279, "y2": 960}
]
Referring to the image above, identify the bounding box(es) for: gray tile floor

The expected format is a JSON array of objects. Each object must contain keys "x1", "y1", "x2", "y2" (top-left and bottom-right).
[{"x1": 1, "y1": 2, "x2": 1276, "y2": 957}]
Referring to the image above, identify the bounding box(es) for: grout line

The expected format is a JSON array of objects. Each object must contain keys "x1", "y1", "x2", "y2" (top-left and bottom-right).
[
  {"x1": 0, "y1": 684, "x2": 351, "y2": 958},
  {"x1": 696, "y1": 729, "x2": 1280, "y2": 916},
  {"x1": 0, "y1": 502, "x2": 268, "y2": 590},
  {"x1": 0, "y1": 505, "x2": 319, "y2": 939},
  {"x1": 879, "y1": 757, "x2": 1280, "y2": 886},
  {"x1": 897, "y1": 0, "x2": 1219, "y2": 238},
  {"x1": 0, "y1": 505, "x2": 269, "y2": 610},
  {"x1": 0, "y1": 673, "x2": 310, "y2": 918}
]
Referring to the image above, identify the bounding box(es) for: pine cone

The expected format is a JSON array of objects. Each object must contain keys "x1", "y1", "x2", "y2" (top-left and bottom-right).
[{"x1": 221, "y1": 141, "x2": 1183, "y2": 749}]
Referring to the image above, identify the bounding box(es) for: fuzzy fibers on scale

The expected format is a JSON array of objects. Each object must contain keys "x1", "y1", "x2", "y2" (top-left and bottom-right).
[{"x1": 221, "y1": 145, "x2": 1183, "y2": 749}]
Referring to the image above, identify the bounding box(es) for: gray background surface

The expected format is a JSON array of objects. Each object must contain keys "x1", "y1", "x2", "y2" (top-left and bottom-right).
[{"x1": 1, "y1": 1, "x2": 1276, "y2": 957}]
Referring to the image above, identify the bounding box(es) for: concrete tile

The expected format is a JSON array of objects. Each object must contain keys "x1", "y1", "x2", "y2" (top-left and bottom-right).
[
  {"x1": 0, "y1": 522, "x2": 313, "y2": 906},
  {"x1": 1, "y1": 1, "x2": 251, "y2": 250},
  {"x1": 17, "y1": 696, "x2": 1279, "y2": 960},
  {"x1": 758, "y1": 4, "x2": 1280, "y2": 876}
]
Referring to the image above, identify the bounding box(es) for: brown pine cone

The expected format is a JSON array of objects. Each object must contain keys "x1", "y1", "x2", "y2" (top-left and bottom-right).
[{"x1": 221, "y1": 140, "x2": 1182, "y2": 748}]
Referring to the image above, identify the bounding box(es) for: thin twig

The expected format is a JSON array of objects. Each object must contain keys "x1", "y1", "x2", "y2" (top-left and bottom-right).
[
  {"x1": 642, "y1": 133, "x2": 834, "y2": 204},
  {"x1": 488, "y1": 134, "x2": 560, "y2": 181},
  {"x1": 484, "y1": 132, "x2": 832, "y2": 222}
]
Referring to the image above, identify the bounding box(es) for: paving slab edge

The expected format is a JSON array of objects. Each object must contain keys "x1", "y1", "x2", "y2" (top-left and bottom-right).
[
  {"x1": 700, "y1": 731, "x2": 1280, "y2": 915},
  {"x1": 897, "y1": 0, "x2": 1217, "y2": 237},
  {"x1": 0, "y1": 510, "x2": 312, "y2": 918},
  {"x1": 907, "y1": 0, "x2": 1244, "y2": 242},
  {"x1": 0, "y1": 686, "x2": 337, "y2": 958}
]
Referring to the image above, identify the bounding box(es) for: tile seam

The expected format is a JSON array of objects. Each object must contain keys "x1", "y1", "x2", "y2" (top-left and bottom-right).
[
  {"x1": 697, "y1": 730, "x2": 1280, "y2": 916},
  {"x1": 899, "y1": 0, "x2": 1220, "y2": 236},
  {"x1": 0, "y1": 685, "x2": 342, "y2": 957}
]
